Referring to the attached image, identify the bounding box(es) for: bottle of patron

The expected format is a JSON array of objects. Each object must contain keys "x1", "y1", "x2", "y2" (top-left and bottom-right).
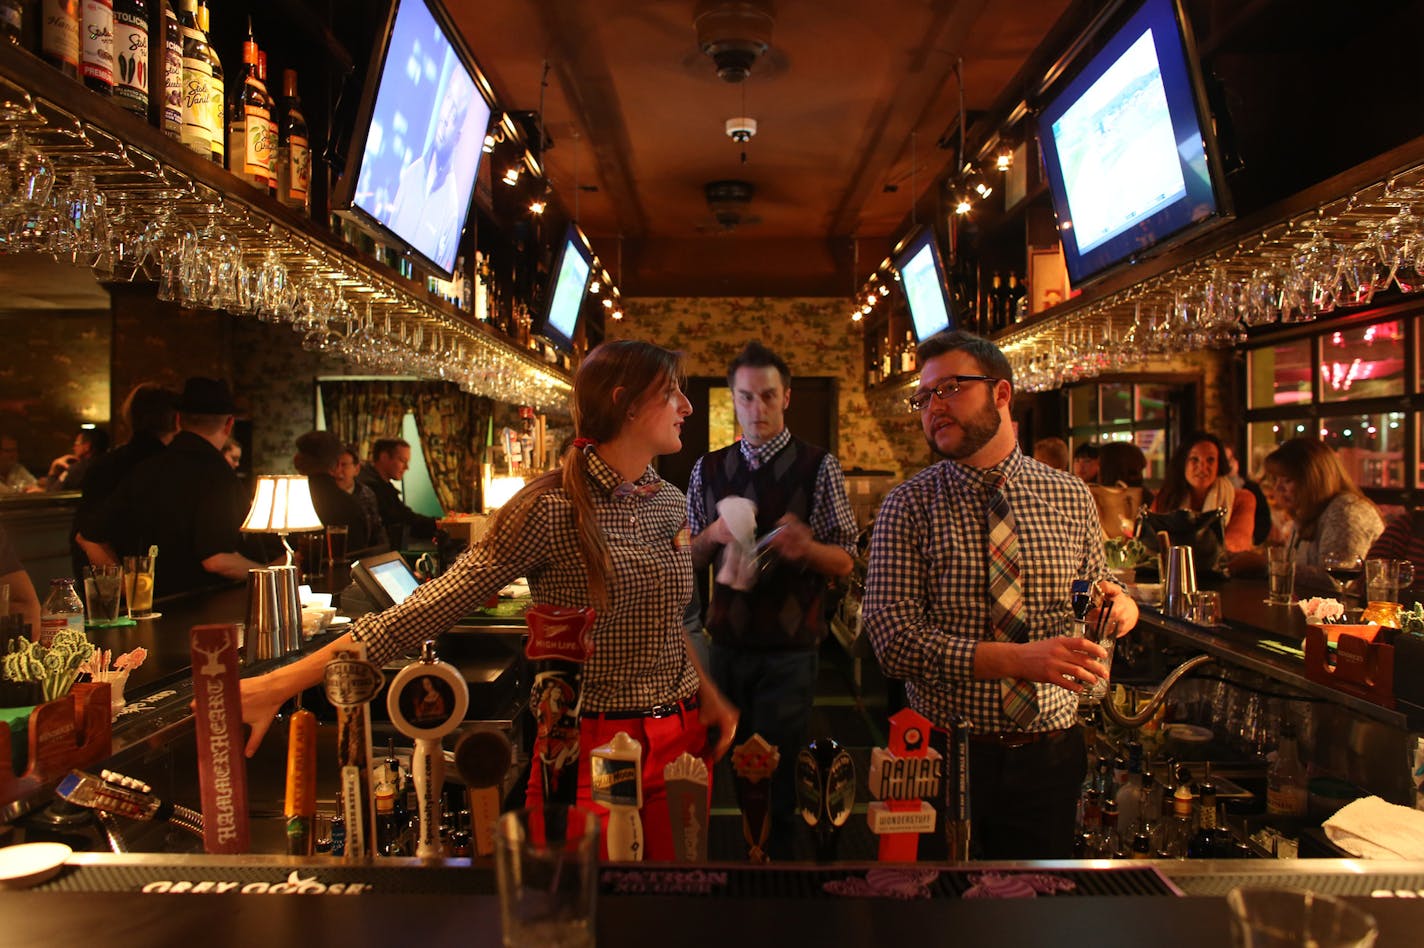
[
  {"x1": 111, "y1": 0, "x2": 147, "y2": 117},
  {"x1": 41, "y1": 1, "x2": 81, "y2": 79},
  {"x1": 196, "y1": 1, "x2": 221, "y2": 166},
  {"x1": 79, "y1": 0, "x2": 114, "y2": 95},
  {"x1": 160, "y1": 0, "x2": 181, "y2": 139},
  {"x1": 176, "y1": 0, "x2": 214, "y2": 157},
  {"x1": 227, "y1": 18, "x2": 273, "y2": 188},
  {"x1": 276, "y1": 67, "x2": 310, "y2": 211}
]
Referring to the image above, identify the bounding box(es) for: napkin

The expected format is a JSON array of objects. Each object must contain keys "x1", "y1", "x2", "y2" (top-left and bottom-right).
[
  {"x1": 1323, "y1": 796, "x2": 1424, "y2": 859},
  {"x1": 716, "y1": 497, "x2": 759, "y2": 591}
]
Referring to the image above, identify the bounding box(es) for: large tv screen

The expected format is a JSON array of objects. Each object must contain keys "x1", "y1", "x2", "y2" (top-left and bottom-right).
[
  {"x1": 338, "y1": 0, "x2": 492, "y2": 278},
  {"x1": 1036, "y1": 0, "x2": 1228, "y2": 286},
  {"x1": 536, "y1": 224, "x2": 595, "y2": 352},
  {"x1": 892, "y1": 228, "x2": 955, "y2": 341}
]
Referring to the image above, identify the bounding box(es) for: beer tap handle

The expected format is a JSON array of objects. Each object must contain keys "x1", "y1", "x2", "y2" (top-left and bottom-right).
[
  {"x1": 731, "y1": 734, "x2": 779, "y2": 864},
  {"x1": 663, "y1": 752, "x2": 710, "y2": 863},
  {"x1": 454, "y1": 727, "x2": 514, "y2": 858},
  {"x1": 324, "y1": 643, "x2": 384, "y2": 860},
  {"x1": 190, "y1": 624, "x2": 250, "y2": 854},
  {"x1": 387, "y1": 640, "x2": 469, "y2": 859},
  {"x1": 591, "y1": 731, "x2": 643, "y2": 861}
]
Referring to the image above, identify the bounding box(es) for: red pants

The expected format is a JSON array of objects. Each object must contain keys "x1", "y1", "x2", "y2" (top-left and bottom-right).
[{"x1": 524, "y1": 705, "x2": 709, "y2": 861}]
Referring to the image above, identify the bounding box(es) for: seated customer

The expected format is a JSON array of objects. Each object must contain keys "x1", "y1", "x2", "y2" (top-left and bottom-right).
[
  {"x1": 1090, "y1": 442, "x2": 1151, "y2": 539},
  {"x1": 1264, "y1": 437, "x2": 1383, "y2": 570},
  {"x1": 1151, "y1": 431, "x2": 1256, "y2": 553},
  {"x1": 0, "y1": 522, "x2": 41, "y2": 635},
  {"x1": 358, "y1": 437, "x2": 439, "y2": 548},
  {"x1": 86, "y1": 378, "x2": 266, "y2": 597},
  {"x1": 1072, "y1": 441, "x2": 1100, "y2": 484},
  {"x1": 0, "y1": 431, "x2": 39, "y2": 494},
  {"x1": 46, "y1": 427, "x2": 109, "y2": 492},
  {"x1": 1032, "y1": 436, "x2": 1070, "y2": 471},
  {"x1": 295, "y1": 430, "x2": 388, "y2": 556}
]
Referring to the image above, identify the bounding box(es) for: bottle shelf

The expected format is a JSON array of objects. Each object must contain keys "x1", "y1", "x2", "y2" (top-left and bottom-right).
[{"x1": 0, "y1": 41, "x2": 572, "y2": 410}]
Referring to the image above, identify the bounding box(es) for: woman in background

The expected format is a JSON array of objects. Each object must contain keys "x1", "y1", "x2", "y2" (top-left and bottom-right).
[
  {"x1": 1151, "y1": 431, "x2": 1256, "y2": 553},
  {"x1": 239, "y1": 340, "x2": 737, "y2": 861},
  {"x1": 1264, "y1": 437, "x2": 1383, "y2": 567}
]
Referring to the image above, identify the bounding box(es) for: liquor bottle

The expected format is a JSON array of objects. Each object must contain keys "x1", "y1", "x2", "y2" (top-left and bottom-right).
[
  {"x1": 1186, "y1": 779, "x2": 1225, "y2": 858},
  {"x1": 1008, "y1": 272, "x2": 1027, "y2": 323},
  {"x1": 160, "y1": 0, "x2": 181, "y2": 139},
  {"x1": 880, "y1": 333, "x2": 892, "y2": 379},
  {"x1": 42, "y1": 0, "x2": 80, "y2": 78},
  {"x1": 196, "y1": 1, "x2": 221, "y2": 166},
  {"x1": 80, "y1": 0, "x2": 114, "y2": 94},
  {"x1": 0, "y1": 0, "x2": 21, "y2": 41},
  {"x1": 111, "y1": 0, "x2": 147, "y2": 116},
  {"x1": 1098, "y1": 798, "x2": 1121, "y2": 857},
  {"x1": 1115, "y1": 757, "x2": 1141, "y2": 830},
  {"x1": 900, "y1": 330, "x2": 915, "y2": 374},
  {"x1": 257, "y1": 51, "x2": 277, "y2": 194},
  {"x1": 1266, "y1": 723, "x2": 1308, "y2": 818},
  {"x1": 40, "y1": 578, "x2": 85, "y2": 647},
  {"x1": 1166, "y1": 765, "x2": 1195, "y2": 857},
  {"x1": 988, "y1": 272, "x2": 1003, "y2": 329},
  {"x1": 328, "y1": 791, "x2": 346, "y2": 856},
  {"x1": 227, "y1": 18, "x2": 274, "y2": 188},
  {"x1": 279, "y1": 67, "x2": 316, "y2": 212},
  {"x1": 176, "y1": 0, "x2": 214, "y2": 157},
  {"x1": 374, "y1": 786, "x2": 401, "y2": 856}
]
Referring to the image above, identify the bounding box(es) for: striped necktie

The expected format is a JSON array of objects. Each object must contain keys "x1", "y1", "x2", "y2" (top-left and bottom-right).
[{"x1": 984, "y1": 470, "x2": 1039, "y2": 729}]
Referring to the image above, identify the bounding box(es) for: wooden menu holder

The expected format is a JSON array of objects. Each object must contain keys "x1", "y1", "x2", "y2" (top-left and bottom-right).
[
  {"x1": 1303, "y1": 625, "x2": 1395, "y2": 709},
  {"x1": 0, "y1": 682, "x2": 113, "y2": 808}
]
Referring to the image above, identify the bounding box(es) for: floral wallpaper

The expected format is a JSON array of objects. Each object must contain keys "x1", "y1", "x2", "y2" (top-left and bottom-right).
[{"x1": 609, "y1": 297, "x2": 931, "y2": 479}]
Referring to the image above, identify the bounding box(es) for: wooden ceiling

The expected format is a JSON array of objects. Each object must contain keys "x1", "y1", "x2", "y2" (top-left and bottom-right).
[{"x1": 449, "y1": 0, "x2": 1073, "y2": 296}]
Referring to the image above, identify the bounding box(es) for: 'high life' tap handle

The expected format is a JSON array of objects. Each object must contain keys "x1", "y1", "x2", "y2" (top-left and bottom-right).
[
  {"x1": 524, "y1": 605, "x2": 596, "y2": 806},
  {"x1": 731, "y1": 734, "x2": 780, "y2": 864},
  {"x1": 387, "y1": 640, "x2": 469, "y2": 859},
  {"x1": 591, "y1": 731, "x2": 643, "y2": 861}
]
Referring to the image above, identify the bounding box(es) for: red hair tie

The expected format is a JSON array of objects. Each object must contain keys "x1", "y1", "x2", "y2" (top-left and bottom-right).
[{"x1": 572, "y1": 437, "x2": 597, "y2": 450}]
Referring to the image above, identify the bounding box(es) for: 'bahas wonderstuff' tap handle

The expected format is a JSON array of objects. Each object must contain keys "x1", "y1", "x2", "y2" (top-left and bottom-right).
[
  {"x1": 524, "y1": 605, "x2": 596, "y2": 806},
  {"x1": 591, "y1": 731, "x2": 643, "y2": 861},
  {"x1": 387, "y1": 640, "x2": 469, "y2": 859}
]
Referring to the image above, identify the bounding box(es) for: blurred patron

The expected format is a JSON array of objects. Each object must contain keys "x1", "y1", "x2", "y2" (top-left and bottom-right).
[
  {"x1": 222, "y1": 437, "x2": 243, "y2": 471},
  {"x1": 1032, "y1": 437, "x2": 1070, "y2": 471},
  {"x1": 1264, "y1": 437, "x2": 1383, "y2": 568},
  {"x1": 73, "y1": 384, "x2": 179, "y2": 574},
  {"x1": 1151, "y1": 431, "x2": 1256, "y2": 553},
  {"x1": 1072, "y1": 441, "x2": 1099, "y2": 484},
  {"x1": 1222, "y1": 442, "x2": 1271, "y2": 546},
  {"x1": 0, "y1": 521, "x2": 41, "y2": 634},
  {"x1": 0, "y1": 432, "x2": 39, "y2": 494},
  {"x1": 86, "y1": 378, "x2": 265, "y2": 596},
  {"x1": 358, "y1": 437, "x2": 438, "y2": 548},
  {"x1": 296, "y1": 430, "x2": 389, "y2": 556},
  {"x1": 46, "y1": 427, "x2": 109, "y2": 491}
]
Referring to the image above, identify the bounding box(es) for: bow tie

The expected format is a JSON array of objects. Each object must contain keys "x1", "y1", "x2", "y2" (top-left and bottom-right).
[{"x1": 612, "y1": 480, "x2": 662, "y2": 501}]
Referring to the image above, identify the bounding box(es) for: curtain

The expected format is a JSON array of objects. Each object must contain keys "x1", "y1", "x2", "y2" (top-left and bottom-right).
[{"x1": 321, "y1": 380, "x2": 493, "y2": 514}]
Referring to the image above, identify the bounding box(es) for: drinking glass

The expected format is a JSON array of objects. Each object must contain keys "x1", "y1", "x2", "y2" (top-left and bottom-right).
[
  {"x1": 495, "y1": 806, "x2": 598, "y2": 948},
  {"x1": 1190, "y1": 590, "x2": 1222, "y2": 626},
  {"x1": 1265, "y1": 546, "x2": 1295, "y2": 606},
  {"x1": 326, "y1": 525, "x2": 349, "y2": 568},
  {"x1": 0, "y1": 582, "x2": 9, "y2": 618},
  {"x1": 84, "y1": 564, "x2": 123, "y2": 625},
  {"x1": 1364, "y1": 557, "x2": 1414, "y2": 605},
  {"x1": 1322, "y1": 551, "x2": 1365, "y2": 606},
  {"x1": 1226, "y1": 887, "x2": 1377, "y2": 948},
  {"x1": 297, "y1": 530, "x2": 327, "y2": 582},
  {"x1": 122, "y1": 554, "x2": 157, "y2": 618}
]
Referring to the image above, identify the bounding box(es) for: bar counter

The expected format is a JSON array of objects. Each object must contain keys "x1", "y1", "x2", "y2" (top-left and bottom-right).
[{"x1": 7, "y1": 854, "x2": 1424, "y2": 946}]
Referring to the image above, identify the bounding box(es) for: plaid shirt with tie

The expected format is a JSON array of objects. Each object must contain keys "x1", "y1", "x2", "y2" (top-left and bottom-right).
[{"x1": 863, "y1": 446, "x2": 1108, "y2": 733}]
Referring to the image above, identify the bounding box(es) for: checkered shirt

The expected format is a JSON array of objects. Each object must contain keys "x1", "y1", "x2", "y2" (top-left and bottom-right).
[
  {"x1": 862, "y1": 446, "x2": 1107, "y2": 732},
  {"x1": 686, "y1": 427, "x2": 858, "y2": 553},
  {"x1": 353, "y1": 450, "x2": 699, "y2": 711}
]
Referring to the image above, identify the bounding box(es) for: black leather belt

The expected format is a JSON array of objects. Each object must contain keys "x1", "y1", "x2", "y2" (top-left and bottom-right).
[
  {"x1": 968, "y1": 727, "x2": 1071, "y2": 748},
  {"x1": 583, "y1": 695, "x2": 699, "y2": 721}
]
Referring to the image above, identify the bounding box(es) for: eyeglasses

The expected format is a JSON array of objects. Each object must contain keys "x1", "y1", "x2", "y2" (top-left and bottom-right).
[{"x1": 907, "y1": 375, "x2": 1001, "y2": 411}]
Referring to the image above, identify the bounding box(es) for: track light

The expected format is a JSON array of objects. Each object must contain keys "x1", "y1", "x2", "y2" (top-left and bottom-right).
[
  {"x1": 611, "y1": 309, "x2": 623, "y2": 321},
  {"x1": 878, "y1": 284, "x2": 889, "y2": 296},
  {"x1": 953, "y1": 188, "x2": 973, "y2": 215},
  {"x1": 995, "y1": 143, "x2": 1014, "y2": 172},
  {"x1": 529, "y1": 198, "x2": 546, "y2": 215},
  {"x1": 589, "y1": 280, "x2": 601, "y2": 294},
  {"x1": 602, "y1": 297, "x2": 613, "y2": 309},
  {"x1": 502, "y1": 166, "x2": 522, "y2": 186}
]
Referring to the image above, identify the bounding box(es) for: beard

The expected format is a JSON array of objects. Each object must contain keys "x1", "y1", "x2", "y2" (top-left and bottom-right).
[{"x1": 924, "y1": 399, "x2": 1002, "y2": 460}]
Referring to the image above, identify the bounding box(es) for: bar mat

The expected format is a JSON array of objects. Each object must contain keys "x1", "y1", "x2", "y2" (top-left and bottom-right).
[
  {"x1": 1174, "y1": 871, "x2": 1424, "y2": 897},
  {"x1": 36, "y1": 861, "x2": 497, "y2": 895},
  {"x1": 596, "y1": 864, "x2": 1179, "y2": 899},
  {"x1": 85, "y1": 618, "x2": 138, "y2": 630}
]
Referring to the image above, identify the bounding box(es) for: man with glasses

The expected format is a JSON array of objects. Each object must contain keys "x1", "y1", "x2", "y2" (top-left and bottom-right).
[
  {"x1": 863, "y1": 330, "x2": 1138, "y2": 859},
  {"x1": 688, "y1": 341, "x2": 857, "y2": 860}
]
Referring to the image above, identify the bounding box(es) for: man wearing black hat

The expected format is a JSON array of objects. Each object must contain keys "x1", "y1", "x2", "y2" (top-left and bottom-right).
[{"x1": 86, "y1": 378, "x2": 266, "y2": 597}]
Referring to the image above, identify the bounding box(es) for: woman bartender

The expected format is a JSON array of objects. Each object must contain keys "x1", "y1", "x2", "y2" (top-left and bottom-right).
[{"x1": 239, "y1": 340, "x2": 738, "y2": 860}]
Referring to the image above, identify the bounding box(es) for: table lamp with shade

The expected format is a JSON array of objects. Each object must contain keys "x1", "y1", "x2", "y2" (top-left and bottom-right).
[{"x1": 241, "y1": 475, "x2": 324, "y2": 565}]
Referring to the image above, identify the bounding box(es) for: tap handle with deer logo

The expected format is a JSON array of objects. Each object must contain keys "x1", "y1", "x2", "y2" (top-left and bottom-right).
[{"x1": 190, "y1": 624, "x2": 250, "y2": 854}]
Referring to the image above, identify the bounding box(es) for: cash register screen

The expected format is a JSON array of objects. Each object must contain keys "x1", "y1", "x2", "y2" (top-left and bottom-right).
[{"x1": 352, "y1": 552, "x2": 421, "y2": 609}]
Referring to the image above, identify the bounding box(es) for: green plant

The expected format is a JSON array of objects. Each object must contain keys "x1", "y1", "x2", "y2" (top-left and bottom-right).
[{"x1": 1104, "y1": 536, "x2": 1152, "y2": 570}]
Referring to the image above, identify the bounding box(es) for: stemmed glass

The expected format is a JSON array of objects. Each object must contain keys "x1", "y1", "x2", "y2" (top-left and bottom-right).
[{"x1": 1322, "y1": 551, "x2": 1365, "y2": 609}]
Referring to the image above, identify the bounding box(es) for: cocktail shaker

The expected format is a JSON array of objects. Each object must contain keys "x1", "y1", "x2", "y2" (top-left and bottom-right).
[
  {"x1": 271, "y1": 565, "x2": 304, "y2": 655},
  {"x1": 1165, "y1": 546, "x2": 1197, "y2": 619},
  {"x1": 245, "y1": 568, "x2": 282, "y2": 664}
]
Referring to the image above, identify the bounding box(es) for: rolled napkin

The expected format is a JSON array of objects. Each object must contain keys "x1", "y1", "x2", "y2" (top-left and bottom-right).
[
  {"x1": 716, "y1": 497, "x2": 759, "y2": 591},
  {"x1": 1323, "y1": 796, "x2": 1424, "y2": 859}
]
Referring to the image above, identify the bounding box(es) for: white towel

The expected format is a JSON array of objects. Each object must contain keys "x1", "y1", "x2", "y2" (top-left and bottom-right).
[
  {"x1": 1323, "y1": 796, "x2": 1424, "y2": 859},
  {"x1": 715, "y1": 497, "x2": 759, "y2": 591}
]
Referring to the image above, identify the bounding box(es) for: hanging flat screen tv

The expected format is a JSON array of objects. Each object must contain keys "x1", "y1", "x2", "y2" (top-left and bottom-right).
[
  {"x1": 334, "y1": 0, "x2": 493, "y2": 279},
  {"x1": 534, "y1": 224, "x2": 595, "y2": 353},
  {"x1": 1036, "y1": 0, "x2": 1230, "y2": 287},
  {"x1": 892, "y1": 227, "x2": 955, "y2": 341}
]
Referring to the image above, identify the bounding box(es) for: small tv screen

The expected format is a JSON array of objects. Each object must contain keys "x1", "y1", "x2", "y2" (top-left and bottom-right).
[
  {"x1": 1036, "y1": 0, "x2": 1228, "y2": 286},
  {"x1": 340, "y1": 0, "x2": 492, "y2": 278},
  {"x1": 537, "y1": 224, "x2": 595, "y2": 352},
  {"x1": 352, "y1": 551, "x2": 421, "y2": 610},
  {"x1": 892, "y1": 228, "x2": 954, "y2": 341}
]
